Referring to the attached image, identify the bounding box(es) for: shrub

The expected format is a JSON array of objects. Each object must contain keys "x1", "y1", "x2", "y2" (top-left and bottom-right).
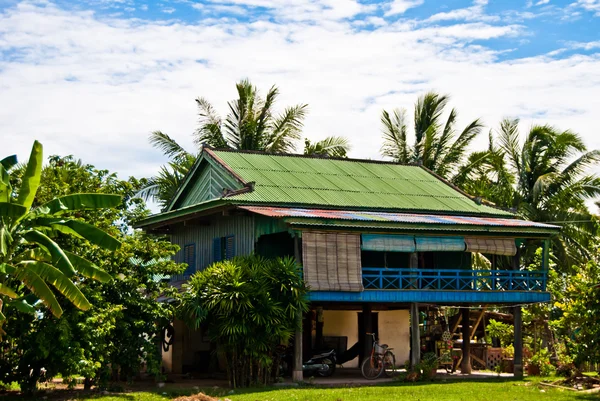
[{"x1": 179, "y1": 255, "x2": 308, "y2": 388}]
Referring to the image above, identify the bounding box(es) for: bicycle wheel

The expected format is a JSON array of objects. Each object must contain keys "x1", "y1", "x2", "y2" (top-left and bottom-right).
[
  {"x1": 361, "y1": 356, "x2": 383, "y2": 379},
  {"x1": 382, "y1": 351, "x2": 396, "y2": 377}
]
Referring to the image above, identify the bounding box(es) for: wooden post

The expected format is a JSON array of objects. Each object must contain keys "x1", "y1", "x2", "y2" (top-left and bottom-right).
[
  {"x1": 461, "y1": 308, "x2": 472, "y2": 374},
  {"x1": 292, "y1": 232, "x2": 304, "y2": 382},
  {"x1": 292, "y1": 312, "x2": 303, "y2": 382},
  {"x1": 514, "y1": 306, "x2": 523, "y2": 379},
  {"x1": 410, "y1": 303, "x2": 420, "y2": 367},
  {"x1": 362, "y1": 304, "x2": 373, "y2": 361}
]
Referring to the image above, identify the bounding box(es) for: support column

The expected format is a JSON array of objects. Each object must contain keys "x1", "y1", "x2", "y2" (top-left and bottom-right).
[
  {"x1": 410, "y1": 303, "x2": 420, "y2": 367},
  {"x1": 292, "y1": 312, "x2": 303, "y2": 382},
  {"x1": 461, "y1": 308, "x2": 472, "y2": 374},
  {"x1": 293, "y1": 232, "x2": 303, "y2": 382},
  {"x1": 315, "y1": 307, "x2": 324, "y2": 349},
  {"x1": 362, "y1": 304, "x2": 373, "y2": 361},
  {"x1": 514, "y1": 306, "x2": 523, "y2": 379}
]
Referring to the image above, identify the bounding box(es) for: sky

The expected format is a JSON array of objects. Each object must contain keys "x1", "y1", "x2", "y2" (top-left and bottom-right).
[{"x1": 1, "y1": 0, "x2": 600, "y2": 182}]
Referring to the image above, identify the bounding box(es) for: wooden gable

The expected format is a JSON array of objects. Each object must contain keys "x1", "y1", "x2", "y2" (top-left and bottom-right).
[{"x1": 168, "y1": 155, "x2": 244, "y2": 211}]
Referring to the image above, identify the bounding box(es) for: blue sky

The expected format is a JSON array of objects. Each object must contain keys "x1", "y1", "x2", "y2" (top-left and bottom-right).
[{"x1": 1, "y1": 0, "x2": 599, "y2": 180}]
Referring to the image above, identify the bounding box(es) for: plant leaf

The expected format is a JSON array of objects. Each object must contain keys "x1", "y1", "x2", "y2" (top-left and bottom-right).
[
  {"x1": 0, "y1": 283, "x2": 19, "y2": 299},
  {"x1": 41, "y1": 193, "x2": 122, "y2": 215},
  {"x1": 1, "y1": 263, "x2": 63, "y2": 318},
  {"x1": 17, "y1": 140, "x2": 43, "y2": 211},
  {"x1": 34, "y1": 218, "x2": 121, "y2": 251},
  {"x1": 0, "y1": 155, "x2": 18, "y2": 171},
  {"x1": 23, "y1": 230, "x2": 76, "y2": 277},
  {"x1": 64, "y1": 251, "x2": 112, "y2": 283},
  {"x1": 7, "y1": 298, "x2": 37, "y2": 314},
  {"x1": 0, "y1": 202, "x2": 28, "y2": 218},
  {"x1": 20, "y1": 261, "x2": 91, "y2": 311}
]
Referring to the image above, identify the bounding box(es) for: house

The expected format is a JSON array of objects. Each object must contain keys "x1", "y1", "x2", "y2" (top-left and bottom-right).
[{"x1": 137, "y1": 147, "x2": 559, "y2": 379}]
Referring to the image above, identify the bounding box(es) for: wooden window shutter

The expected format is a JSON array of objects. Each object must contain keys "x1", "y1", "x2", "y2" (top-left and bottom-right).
[
  {"x1": 213, "y1": 237, "x2": 222, "y2": 263},
  {"x1": 225, "y1": 235, "x2": 235, "y2": 259},
  {"x1": 183, "y1": 243, "x2": 196, "y2": 275}
]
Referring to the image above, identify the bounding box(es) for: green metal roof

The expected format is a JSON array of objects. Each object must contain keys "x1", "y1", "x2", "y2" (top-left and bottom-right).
[{"x1": 211, "y1": 150, "x2": 512, "y2": 217}]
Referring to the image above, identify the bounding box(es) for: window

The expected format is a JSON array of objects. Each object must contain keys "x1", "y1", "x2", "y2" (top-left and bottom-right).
[
  {"x1": 183, "y1": 243, "x2": 196, "y2": 275},
  {"x1": 213, "y1": 235, "x2": 235, "y2": 262}
]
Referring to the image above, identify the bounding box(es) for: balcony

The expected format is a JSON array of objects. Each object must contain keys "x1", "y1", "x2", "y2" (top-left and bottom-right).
[{"x1": 362, "y1": 267, "x2": 547, "y2": 291}]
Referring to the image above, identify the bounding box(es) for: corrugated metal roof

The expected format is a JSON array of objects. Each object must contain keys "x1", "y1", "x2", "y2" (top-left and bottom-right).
[
  {"x1": 238, "y1": 206, "x2": 560, "y2": 231},
  {"x1": 212, "y1": 150, "x2": 512, "y2": 217}
]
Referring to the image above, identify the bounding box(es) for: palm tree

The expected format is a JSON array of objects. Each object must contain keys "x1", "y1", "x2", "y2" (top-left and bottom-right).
[
  {"x1": 0, "y1": 141, "x2": 118, "y2": 335},
  {"x1": 380, "y1": 92, "x2": 484, "y2": 180},
  {"x1": 142, "y1": 79, "x2": 351, "y2": 208},
  {"x1": 304, "y1": 136, "x2": 351, "y2": 158},
  {"x1": 458, "y1": 119, "x2": 600, "y2": 269}
]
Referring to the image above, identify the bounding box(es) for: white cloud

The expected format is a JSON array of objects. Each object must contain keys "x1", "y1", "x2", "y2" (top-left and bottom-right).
[
  {"x1": 571, "y1": 0, "x2": 600, "y2": 16},
  {"x1": 427, "y1": 0, "x2": 498, "y2": 22},
  {"x1": 1, "y1": 1, "x2": 600, "y2": 184},
  {"x1": 535, "y1": 0, "x2": 550, "y2": 5},
  {"x1": 384, "y1": 0, "x2": 424, "y2": 17}
]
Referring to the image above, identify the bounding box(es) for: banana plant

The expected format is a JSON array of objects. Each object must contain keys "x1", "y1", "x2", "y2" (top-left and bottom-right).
[{"x1": 0, "y1": 141, "x2": 121, "y2": 335}]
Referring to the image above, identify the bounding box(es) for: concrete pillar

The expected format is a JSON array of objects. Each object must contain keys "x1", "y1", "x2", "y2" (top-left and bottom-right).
[
  {"x1": 410, "y1": 303, "x2": 420, "y2": 367},
  {"x1": 514, "y1": 306, "x2": 523, "y2": 379},
  {"x1": 461, "y1": 308, "x2": 472, "y2": 374},
  {"x1": 292, "y1": 312, "x2": 303, "y2": 381},
  {"x1": 315, "y1": 307, "x2": 324, "y2": 349},
  {"x1": 362, "y1": 304, "x2": 373, "y2": 360}
]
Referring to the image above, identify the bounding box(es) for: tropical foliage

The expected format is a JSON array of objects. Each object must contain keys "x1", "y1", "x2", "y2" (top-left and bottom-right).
[
  {"x1": 380, "y1": 91, "x2": 484, "y2": 179},
  {"x1": 456, "y1": 119, "x2": 600, "y2": 268},
  {"x1": 141, "y1": 79, "x2": 351, "y2": 207},
  {"x1": 0, "y1": 155, "x2": 185, "y2": 392},
  {"x1": 0, "y1": 142, "x2": 121, "y2": 335},
  {"x1": 179, "y1": 255, "x2": 308, "y2": 388}
]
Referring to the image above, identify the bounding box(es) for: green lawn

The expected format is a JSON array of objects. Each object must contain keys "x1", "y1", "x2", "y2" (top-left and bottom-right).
[{"x1": 8, "y1": 378, "x2": 597, "y2": 401}]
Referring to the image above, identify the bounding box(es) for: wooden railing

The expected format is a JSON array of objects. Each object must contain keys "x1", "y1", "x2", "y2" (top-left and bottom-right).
[{"x1": 362, "y1": 268, "x2": 547, "y2": 291}]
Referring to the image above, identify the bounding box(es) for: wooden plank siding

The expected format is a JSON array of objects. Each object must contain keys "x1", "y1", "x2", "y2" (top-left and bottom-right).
[
  {"x1": 175, "y1": 158, "x2": 243, "y2": 209},
  {"x1": 169, "y1": 215, "x2": 255, "y2": 281}
]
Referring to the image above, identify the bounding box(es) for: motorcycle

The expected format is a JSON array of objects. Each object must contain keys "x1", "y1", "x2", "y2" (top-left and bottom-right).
[
  {"x1": 277, "y1": 347, "x2": 337, "y2": 377},
  {"x1": 303, "y1": 349, "x2": 337, "y2": 377}
]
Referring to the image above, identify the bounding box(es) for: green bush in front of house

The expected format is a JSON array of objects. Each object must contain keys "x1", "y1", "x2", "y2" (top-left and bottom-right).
[{"x1": 179, "y1": 255, "x2": 308, "y2": 388}]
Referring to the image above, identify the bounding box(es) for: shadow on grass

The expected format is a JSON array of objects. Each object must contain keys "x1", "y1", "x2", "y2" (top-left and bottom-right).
[{"x1": 1, "y1": 376, "x2": 598, "y2": 400}]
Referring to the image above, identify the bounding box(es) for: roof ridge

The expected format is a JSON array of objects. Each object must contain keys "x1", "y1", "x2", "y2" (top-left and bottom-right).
[{"x1": 208, "y1": 146, "x2": 420, "y2": 167}]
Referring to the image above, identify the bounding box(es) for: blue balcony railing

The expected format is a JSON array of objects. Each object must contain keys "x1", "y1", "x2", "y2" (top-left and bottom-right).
[{"x1": 362, "y1": 268, "x2": 547, "y2": 291}]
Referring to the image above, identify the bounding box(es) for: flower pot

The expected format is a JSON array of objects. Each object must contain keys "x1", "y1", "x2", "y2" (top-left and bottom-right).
[
  {"x1": 502, "y1": 358, "x2": 514, "y2": 373},
  {"x1": 527, "y1": 364, "x2": 540, "y2": 376}
]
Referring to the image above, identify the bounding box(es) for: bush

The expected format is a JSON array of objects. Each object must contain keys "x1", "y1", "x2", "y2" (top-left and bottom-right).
[
  {"x1": 179, "y1": 255, "x2": 308, "y2": 388},
  {"x1": 529, "y1": 349, "x2": 555, "y2": 377}
]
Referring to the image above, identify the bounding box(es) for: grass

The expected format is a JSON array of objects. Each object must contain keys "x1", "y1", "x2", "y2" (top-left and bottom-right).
[{"x1": 2, "y1": 377, "x2": 598, "y2": 401}]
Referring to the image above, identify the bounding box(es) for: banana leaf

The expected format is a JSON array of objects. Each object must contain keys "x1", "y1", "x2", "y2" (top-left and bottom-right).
[
  {"x1": 7, "y1": 298, "x2": 37, "y2": 314},
  {"x1": 0, "y1": 202, "x2": 27, "y2": 218},
  {"x1": 20, "y1": 261, "x2": 91, "y2": 311},
  {"x1": 64, "y1": 251, "x2": 112, "y2": 283},
  {"x1": 34, "y1": 218, "x2": 121, "y2": 251},
  {"x1": 1, "y1": 263, "x2": 63, "y2": 318},
  {"x1": 0, "y1": 283, "x2": 19, "y2": 298},
  {"x1": 0, "y1": 155, "x2": 18, "y2": 170},
  {"x1": 17, "y1": 140, "x2": 43, "y2": 211},
  {"x1": 23, "y1": 230, "x2": 76, "y2": 277},
  {"x1": 42, "y1": 193, "x2": 122, "y2": 215}
]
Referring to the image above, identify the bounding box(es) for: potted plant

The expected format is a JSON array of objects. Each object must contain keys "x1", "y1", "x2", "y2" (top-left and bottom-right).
[
  {"x1": 420, "y1": 352, "x2": 439, "y2": 380},
  {"x1": 502, "y1": 345, "x2": 515, "y2": 373},
  {"x1": 527, "y1": 349, "x2": 555, "y2": 377}
]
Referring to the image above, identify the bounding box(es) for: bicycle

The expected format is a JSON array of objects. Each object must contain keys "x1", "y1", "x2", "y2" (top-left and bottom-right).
[{"x1": 360, "y1": 332, "x2": 396, "y2": 379}]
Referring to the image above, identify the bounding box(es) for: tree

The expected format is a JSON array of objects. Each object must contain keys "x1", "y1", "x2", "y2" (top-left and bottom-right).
[
  {"x1": 142, "y1": 79, "x2": 351, "y2": 207},
  {"x1": 380, "y1": 92, "x2": 484, "y2": 179},
  {"x1": 304, "y1": 136, "x2": 351, "y2": 158},
  {"x1": 457, "y1": 119, "x2": 600, "y2": 268},
  {"x1": 0, "y1": 155, "x2": 185, "y2": 391},
  {"x1": 0, "y1": 142, "x2": 121, "y2": 336},
  {"x1": 179, "y1": 255, "x2": 308, "y2": 388}
]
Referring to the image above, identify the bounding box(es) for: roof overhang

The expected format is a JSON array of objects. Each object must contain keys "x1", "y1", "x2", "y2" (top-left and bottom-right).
[{"x1": 238, "y1": 206, "x2": 561, "y2": 237}]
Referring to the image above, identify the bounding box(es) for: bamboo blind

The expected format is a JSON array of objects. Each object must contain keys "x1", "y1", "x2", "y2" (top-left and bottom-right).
[
  {"x1": 465, "y1": 237, "x2": 517, "y2": 256},
  {"x1": 302, "y1": 231, "x2": 363, "y2": 292}
]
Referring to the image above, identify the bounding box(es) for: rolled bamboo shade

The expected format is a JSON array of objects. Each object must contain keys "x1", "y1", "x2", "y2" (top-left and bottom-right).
[{"x1": 302, "y1": 230, "x2": 363, "y2": 292}]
